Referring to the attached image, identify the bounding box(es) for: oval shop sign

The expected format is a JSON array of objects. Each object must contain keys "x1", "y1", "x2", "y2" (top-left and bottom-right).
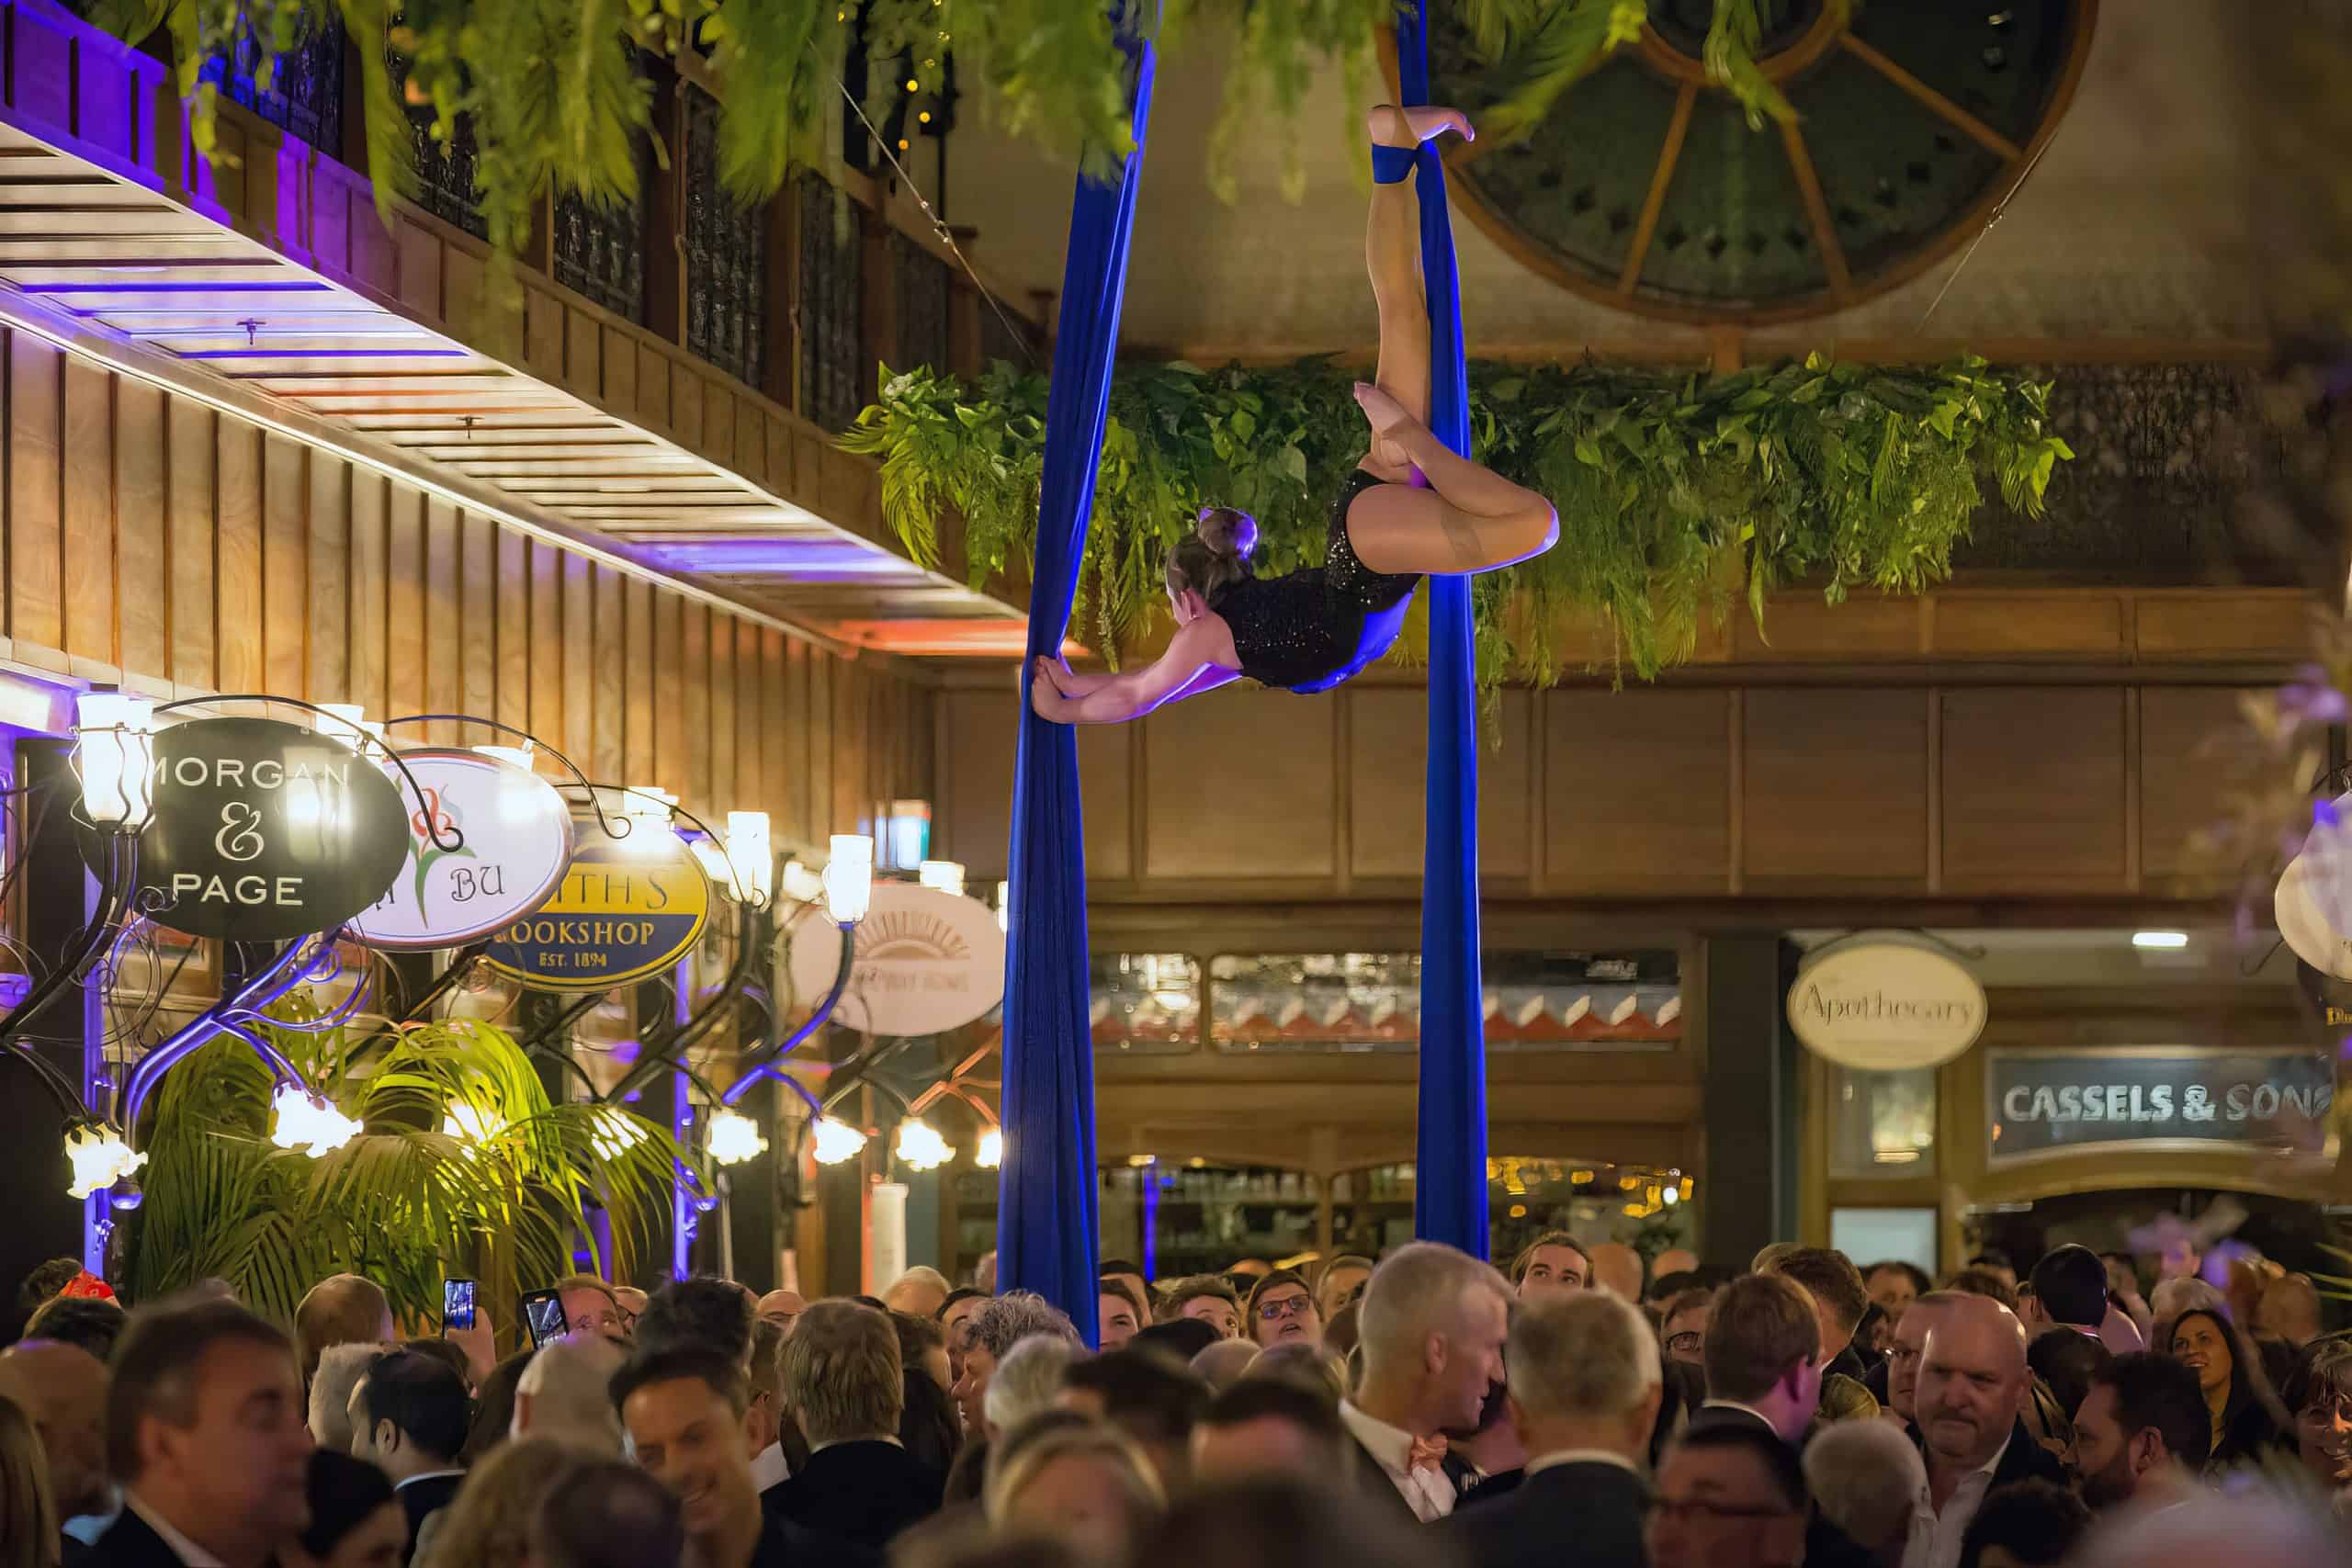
[
  {"x1": 1787, "y1": 939, "x2": 1987, "y2": 1072},
  {"x1": 348, "y1": 750, "x2": 575, "y2": 952},
  {"x1": 483, "y1": 810, "x2": 709, "y2": 990}
]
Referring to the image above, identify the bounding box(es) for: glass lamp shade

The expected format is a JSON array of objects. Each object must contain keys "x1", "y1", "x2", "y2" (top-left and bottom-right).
[
  {"x1": 726, "y1": 812, "x2": 773, "y2": 903},
  {"x1": 918, "y1": 860, "x2": 966, "y2": 897},
  {"x1": 74, "y1": 692, "x2": 156, "y2": 829},
  {"x1": 824, "y1": 835, "x2": 874, "y2": 924},
  {"x1": 811, "y1": 1116, "x2": 869, "y2": 1164},
  {"x1": 708, "y1": 1108, "x2": 768, "y2": 1165}
]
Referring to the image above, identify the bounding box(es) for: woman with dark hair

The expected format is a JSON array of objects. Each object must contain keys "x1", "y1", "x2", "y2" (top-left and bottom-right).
[
  {"x1": 2168, "y1": 1306, "x2": 2291, "y2": 1469},
  {"x1": 285, "y1": 1450, "x2": 406, "y2": 1568},
  {"x1": 458, "y1": 1348, "x2": 535, "y2": 1466},
  {"x1": 2280, "y1": 1337, "x2": 2352, "y2": 1496},
  {"x1": 1028, "y1": 105, "x2": 1557, "y2": 727},
  {"x1": 1242, "y1": 1271, "x2": 1322, "y2": 1351}
]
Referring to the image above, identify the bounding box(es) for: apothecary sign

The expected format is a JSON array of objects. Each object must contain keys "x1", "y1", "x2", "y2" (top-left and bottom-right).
[
  {"x1": 348, "y1": 750, "x2": 573, "y2": 951},
  {"x1": 96, "y1": 716, "x2": 413, "y2": 941},
  {"x1": 1988, "y1": 1048, "x2": 2335, "y2": 1164},
  {"x1": 484, "y1": 808, "x2": 710, "y2": 991},
  {"x1": 1787, "y1": 940, "x2": 1986, "y2": 1071},
  {"x1": 786, "y1": 880, "x2": 1005, "y2": 1037}
]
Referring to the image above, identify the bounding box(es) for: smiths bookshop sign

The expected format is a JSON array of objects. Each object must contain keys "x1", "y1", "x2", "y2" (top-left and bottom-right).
[
  {"x1": 484, "y1": 813, "x2": 709, "y2": 990},
  {"x1": 1987, "y1": 1048, "x2": 2335, "y2": 1165}
]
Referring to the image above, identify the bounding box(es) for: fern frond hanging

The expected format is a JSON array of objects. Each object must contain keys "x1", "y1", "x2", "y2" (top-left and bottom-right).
[{"x1": 842, "y1": 354, "x2": 2074, "y2": 689}]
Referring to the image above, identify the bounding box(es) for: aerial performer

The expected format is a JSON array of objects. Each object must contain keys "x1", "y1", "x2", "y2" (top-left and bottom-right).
[{"x1": 1030, "y1": 105, "x2": 1559, "y2": 726}]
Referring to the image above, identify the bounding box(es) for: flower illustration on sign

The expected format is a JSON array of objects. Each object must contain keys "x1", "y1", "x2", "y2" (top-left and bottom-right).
[{"x1": 409, "y1": 785, "x2": 475, "y2": 907}]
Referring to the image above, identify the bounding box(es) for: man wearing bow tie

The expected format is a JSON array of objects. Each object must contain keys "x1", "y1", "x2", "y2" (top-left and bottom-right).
[{"x1": 1339, "y1": 1243, "x2": 1511, "y2": 1522}]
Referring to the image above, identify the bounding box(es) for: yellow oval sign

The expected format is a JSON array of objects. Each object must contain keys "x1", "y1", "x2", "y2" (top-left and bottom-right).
[{"x1": 483, "y1": 813, "x2": 710, "y2": 991}]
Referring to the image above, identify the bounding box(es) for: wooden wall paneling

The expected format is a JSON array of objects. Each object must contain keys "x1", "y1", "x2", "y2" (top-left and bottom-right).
[
  {"x1": 652, "y1": 590, "x2": 684, "y2": 800},
  {"x1": 424, "y1": 498, "x2": 461, "y2": 742},
  {"x1": 682, "y1": 599, "x2": 711, "y2": 817},
  {"x1": 1940, "y1": 687, "x2": 2128, "y2": 889},
  {"x1": 1346, "y1": 689, "x2": 1532, "y2": 880},
  {"x1": 1741, "y1": 688, "x2": 1928, "y2": 886},
  {"x1": 560, "y1": 554, "x2": 594, "y2": 767},
  {"x1": 623, "y1": 576, "x2": 654, "y2": 783},
  {"x1": 8, "y1": 333, "x2": 62, "y2": 658},
  {"x1": 592, "y1": 565, "x2": 626, "y2": 783},
  {"x1": 1143, "y1": 692, "x2": 1339, "y2": 881},
  {"x1": 1544, "y1": 690, "x2": 1731, "y2": 892},
  {"x1": 304, "y1": 452, "x2": 349, "y2": 705},
  {"x1": 382, "y1": 486, "x2": 425, "y2": 720},
  {"x1": 2141, "y1": 686, "x2": 2256, "y2": 888},
  {"x1": 760, "y1": 628, "x2": 786, "y2": 834},
  {"x1": 603, "y1": 327, "x2": 637, "y2": 415},
  {"x1": 114, "y1": 378, "x2": 167, "y2": 683},
  {"x1": 458, "y1": 514, "x2": 495, "y2": 746},
  {"x1": 260, "y1": 434, "x2": 307, "y2": 697},
  {"x1": 213, "y1": 419, "x2": 263, "y2": 692},
  {"x1": 735, "y1": 619, "x2": 761, "y2": 808},
  {"x1": 805, "y1": 649, "x2": 832, "y2": 840},
  {"x1": 494, "y1": 529, "x2": 528, "y2": 736},
  {"x1": 708, "y1": 610, "x2": 736, "y2": 818},
  {"x1": 786, "y1": 638, "x2": 814, "y2": 843},
  {"x1": 61, "y1": 355, "x2": 114, "y2": 667},
  {"x1": 345, "y1": 472, "x2": 387, "y2": 720},
  {"x1": 831, "y1": 659, "x2": 860, "y2": 838},
  {"x1": 526, "y1": 541, "x2": 562, "y2": 750},
  {"x1": 165, "y1": 397, "x2": 216, "y2": 690}
]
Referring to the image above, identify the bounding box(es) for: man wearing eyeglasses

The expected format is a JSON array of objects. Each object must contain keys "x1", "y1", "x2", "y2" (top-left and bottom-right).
[
  {"x1": 1245, "y1": 1272, "x2": 1323, "y2": 1351},
  {"x1": 1646, "y1": 1425, "x2": 1810, "y2": 1568}
]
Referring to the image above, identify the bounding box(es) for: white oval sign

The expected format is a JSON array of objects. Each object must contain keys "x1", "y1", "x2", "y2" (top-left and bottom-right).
[
  {"x1": 349, "y1": 750, "x2": 575, "y2": 950},
  {"x1": 2277, "y1": 852, "x2": 2352, "y2": 981},
  {"x1": 1787, "y1": 940, "x2": 1986, "y2": 1071},
  {"x1": 785, "y1": 880, "x2": 1006, "y2": 1037}
]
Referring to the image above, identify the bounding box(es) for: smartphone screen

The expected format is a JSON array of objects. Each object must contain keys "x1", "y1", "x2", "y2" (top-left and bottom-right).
[
  {"x1": 443, "y1": 1279, "x2": 476, "y2": 1333},
  {"x1": 521, "y1": 1288, "x2": 568, "y2": 1348}
]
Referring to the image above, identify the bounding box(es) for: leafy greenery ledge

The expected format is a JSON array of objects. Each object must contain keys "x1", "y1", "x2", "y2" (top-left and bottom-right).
[{"x1": 842, "y1": 355, "x2": 2073, "y2": 685}]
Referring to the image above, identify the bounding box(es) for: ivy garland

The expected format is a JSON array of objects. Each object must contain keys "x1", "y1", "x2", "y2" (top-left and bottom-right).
[{"x1": 842, "y1": 355, "x2": 2073, "y2": 685}]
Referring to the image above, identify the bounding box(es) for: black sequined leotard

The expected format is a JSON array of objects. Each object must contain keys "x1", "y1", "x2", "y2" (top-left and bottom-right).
[{"x1": 1208, "y1": 468, "x2": 1420, "y2": 694}]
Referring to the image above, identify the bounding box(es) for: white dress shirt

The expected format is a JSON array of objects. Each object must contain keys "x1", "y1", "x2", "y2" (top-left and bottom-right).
[
  {"x1": 1902, "y1": 1435, "x2": 2010, "y2": 1568},
  {"x1": 750, "y1": 1441, "x2": 791, "y2": 1492},
  {"x1": 124, "y1": 1495, "x2": 224, "y2": 1568},
  {"x1": 1340, "y1": 1401, "x2": 1455, "y2": 1522}
]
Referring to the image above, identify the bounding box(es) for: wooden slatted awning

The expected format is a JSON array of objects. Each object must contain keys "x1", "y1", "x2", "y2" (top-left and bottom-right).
[{"x1": 0, "y1": 99, "x2": 1028, "y2": 659}]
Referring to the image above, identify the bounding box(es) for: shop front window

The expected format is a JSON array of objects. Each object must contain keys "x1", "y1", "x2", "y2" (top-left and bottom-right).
[
  {"x1": 1209, "y1": 951, "x2": 1680, "y2": 1054},
  {"x1": 1830, "y1": 1065, "x2": 1939, "y2": 1177},
  {"x1": 1092, "y1": 953, "x2": 1199, "y2": 1054}
]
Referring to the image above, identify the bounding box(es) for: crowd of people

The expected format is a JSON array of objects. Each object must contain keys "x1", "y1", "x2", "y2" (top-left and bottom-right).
[{"x1": 0, "y1": 1234, "x2": 2346, "y2": 1568}]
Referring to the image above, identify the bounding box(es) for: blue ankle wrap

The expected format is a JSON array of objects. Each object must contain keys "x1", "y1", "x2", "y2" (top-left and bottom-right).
[{"x1": 1370, "y1": 143, "x2": 1416, "y2": 185}]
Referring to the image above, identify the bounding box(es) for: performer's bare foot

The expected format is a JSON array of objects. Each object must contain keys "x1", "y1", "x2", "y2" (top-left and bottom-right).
[{"x1": 1369, "y1": 103, "x2": 1474, "y2": 149}]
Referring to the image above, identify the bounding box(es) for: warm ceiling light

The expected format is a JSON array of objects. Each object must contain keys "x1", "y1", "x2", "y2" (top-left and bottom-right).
[
  {"x1": 895, "y1": 1119, "x2": 955, "y2": 1171},
  {"x1": 811, "y1": 1116, "x2": 868, "y2": 1165},
  {"x1": 64, "y1": 1122, "x2": 143, "y2": 1199},
  {"x1": 727, "y1": 812, "x2": 773, "y2": 904},
  {"x1": 781, "y1": 859, "x2": 826, "y2": 905},
  {"x1": 976, "y1": 1128, "x2": 1002, "y2": 1168},
  {"x1": 2132, "y1": 931, "x2": 2189, "y2": 950},
  {"x1": 825, "y1": 835, "x2": 874, "y2": 924},
  {"x1": 707, "y1": 1108, "x2": 768, "y2": 1166},
  {"x1": 918, "y1": 860, "x2": 965, "y2": 897},
  {"x1": 271, "y1": 1085, "x2": 360, "y2": 1156}
]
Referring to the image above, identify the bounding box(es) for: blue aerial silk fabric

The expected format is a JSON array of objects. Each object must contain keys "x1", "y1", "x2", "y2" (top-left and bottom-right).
[
  {"x1": 1398, "y1": 12, "x2": 1490, "y2": 1258},
  {"x1": 997, "y1": 24, "x2": 1158, "y2": 1346}
]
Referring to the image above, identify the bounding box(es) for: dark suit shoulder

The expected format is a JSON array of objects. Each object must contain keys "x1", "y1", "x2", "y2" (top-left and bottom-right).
[
  {"x1": 1442, "y1": 1462, "x2": 1647, "y2": 1568},
  {"x1": 88, "y1": 1511, "x2": 190, "y2": 1568},
  {"x1": 753, "y1": 1509, "x2": 884, "y2": 1568},
  {"x1": 1991, "y1": 1422, "x2": 2069, "y2": 1490}
]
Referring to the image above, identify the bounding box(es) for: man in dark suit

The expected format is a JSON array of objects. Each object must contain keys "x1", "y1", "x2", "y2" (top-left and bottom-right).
[
  {"x1": 89, "y1": 1295, "x2": 313, "y2": 1568},
  {"x1": 349, "y1": 1349, "x2": 469, "y2": 1565},
  {"x1": 1339, "y1": 1243, "x2": 1512, "y2": 1523},
  {"x1": 1689, "y1": 1274, "x2": 1823, "y2": 1446},
  {"x1": 765, "y1": 1302, "x2": 941, "y2": 1549},
  {"x1": 1906, "y1": 1294, "x2": 2061, "y2": 1568},
  {"x1": 1442, "y1": 1290, "x2": 1658, "y2": 1568}
]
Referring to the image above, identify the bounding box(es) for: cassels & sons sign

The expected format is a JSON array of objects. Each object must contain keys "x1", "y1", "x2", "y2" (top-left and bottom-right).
[
  {"x1": 1988, "y1": 1048, "x2": 2334, "y2": 1163},
  {"x1": 100, "y1": 716, "x2": 412, "y2": 941},
  {"x1": 1787, "y1": 939, "x2": 1987, "y2": 1072}
]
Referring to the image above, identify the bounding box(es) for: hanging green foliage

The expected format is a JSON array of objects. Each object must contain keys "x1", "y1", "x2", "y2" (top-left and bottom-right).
[
  {"x1": 841, "y1": 354, "x2": 2072, "y2": 684},
  {"x1": 124, "y1": 994, "x2": 680, "y2": 1328}
]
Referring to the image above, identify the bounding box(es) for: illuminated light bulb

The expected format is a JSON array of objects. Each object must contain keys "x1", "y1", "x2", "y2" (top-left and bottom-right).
[
  {"x1": 590, "y1": 1108, "x2": 652, "y2": 1162},
  {"x1": 689, "y1": 835, "x2": 735, "y2": 893},
  {"x1": 895, "y1": 1119, "x2": 955, "y2": 1171},
  {"x1": 2132, "y1": 931, "x2": 2189, "y2": 950},
  {"x1": 824, "y1": 835, "x2": 874, "y2": 924},
  {"x1": 905, "y1": 77, "x2": 919, "y2": 91},
  {"x1": 624, "y1": 785, "x2": 676, "y2": 831},
  {"x1": 74, "y1": 692, "x2": 155, "y2": 829},
  {"x1": 271, "y1": 1084, "x2": 360, "y2": 1156},
  {"x1": 708, "y1": 1109, "x2": 767, "y2": 1166},
  {"x1": 918, "y1": 860, "x2": 965, "y2": 897},
  {"x1": 811, "y1": 1116, "x2": 868, "y2": 1165},
  {"x1": 782, "y1": 859, "x2": 826, "y2": 905},
  {"x1": 475, "y1": 742, "x2": 537, "y2": 773},
  {"x1": 919, "y1": 111, "x2": 932, "y2": 124},
  {"x1": 443, "y1": 1099, "x2": 503, "y2": 1143},
  {"x1": 64, "y1": 1122, "x2": 143, "y2": 1200},
  {"x1": 997, "y1": 880, "x2": 1011, "y2": 933},
  {"x1": 976, "y1": 1128, "x2": 1002, "y2": 1168},
  {"x1": 1662, "y1": 1184, "x2": 1679, "y2": 1206},
  {"x1": 726, "y1": 812, "x2": 773, "y2": 903}
]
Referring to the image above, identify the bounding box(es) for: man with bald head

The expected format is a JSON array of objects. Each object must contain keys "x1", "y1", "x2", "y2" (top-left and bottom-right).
[
  {"x1": 1903, "y1": 1294, "x2": 2066, "y2": 1568},
  {"x1": 755, "y1": 1290, "x2": 805, "y2": 1334},
  {"x1": 1876, "y1": 1292, "x2": 1962, "y2": 1424},
  {"x1": 0, "y1": 1337, "x2": 112, "y2": 1547}
]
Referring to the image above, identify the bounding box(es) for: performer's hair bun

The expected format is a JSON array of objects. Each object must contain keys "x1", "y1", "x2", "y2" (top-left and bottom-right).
[{"x1": 1195, "y1": 506, "x2": 1260, "y2": 562}]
